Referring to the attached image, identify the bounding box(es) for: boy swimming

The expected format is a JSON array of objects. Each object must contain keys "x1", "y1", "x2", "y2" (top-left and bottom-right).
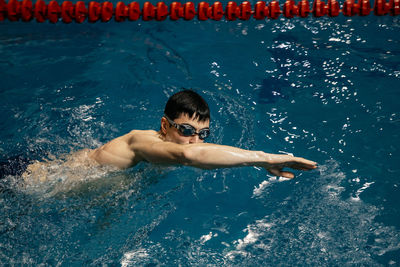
[
  {"x1": 88, "y1": 89, "x2": 317, "y2": 177},
  {"x1": 23, "y1": 89, "x2": 316, "y2": 183}
]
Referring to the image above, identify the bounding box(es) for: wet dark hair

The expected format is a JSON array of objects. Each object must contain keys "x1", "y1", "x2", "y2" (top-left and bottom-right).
[{"x1": 164, "y1": 89, "x2": 210, "y2": 122}]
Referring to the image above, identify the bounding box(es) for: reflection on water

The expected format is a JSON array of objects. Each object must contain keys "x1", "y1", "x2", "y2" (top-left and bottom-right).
[
  {"x1": 1, "y1": 12, "x2": 400, "y2": 266},
  {"x1": 225, "y1": 160, "x2": 400, "y2": 265},
  {"x1": 117, "y1": 161, "x2": 400, "y2": 266}
]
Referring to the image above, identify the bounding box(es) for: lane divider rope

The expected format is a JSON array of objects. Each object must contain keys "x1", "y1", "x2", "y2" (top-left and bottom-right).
[{"x1": 0, "y1": 0, "x2": 399, "y2": 23}]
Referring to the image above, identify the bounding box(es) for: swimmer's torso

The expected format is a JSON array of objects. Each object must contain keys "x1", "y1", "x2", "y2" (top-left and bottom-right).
[
  {"x1": 23, "y1": 149, "x2": 100, "y2": 184},
  {"x1": 23, "y1": 130, "x2": 163, "y2": 184}
]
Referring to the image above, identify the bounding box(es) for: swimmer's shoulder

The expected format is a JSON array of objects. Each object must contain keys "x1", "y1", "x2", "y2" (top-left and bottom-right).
[
  {"x1": 128, "y1": 129, "x2": 159, "y2": 135},
  {"x1": 127, "y1": 129, "x2": 164, "y2": 143}
]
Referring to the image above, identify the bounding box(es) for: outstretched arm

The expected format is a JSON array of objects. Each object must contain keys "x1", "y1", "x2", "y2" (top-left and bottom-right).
[
  {"x1": 181, "y1": 143, "x2": 317, "y2": 178},
  {"x1": 132, "y1": 135, "x2": 317, "y2": 178}
]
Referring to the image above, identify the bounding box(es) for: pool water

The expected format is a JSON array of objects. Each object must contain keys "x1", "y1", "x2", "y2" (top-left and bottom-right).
[{"x1": 1, "y1": 5, "x2": 400, "y2": 265}]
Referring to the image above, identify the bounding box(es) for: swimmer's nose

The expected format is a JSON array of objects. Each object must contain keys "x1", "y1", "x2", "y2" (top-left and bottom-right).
[{"x1": 189, "y1": 134, "x2": 202, "y2": 143}]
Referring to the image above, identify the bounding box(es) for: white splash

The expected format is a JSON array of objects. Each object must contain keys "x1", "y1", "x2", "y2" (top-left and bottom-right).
[
  {"x1": 200, "y1": 232, "x2": 217, "y2": 244},
  {"x1": 121, "y1": 249, "x2": 149, "y2": 267},
  {"x1": 226, "y1": 219, "x2": 274, "y2": 260},
  {"x1": 351, "y1": 181, "x2": 375, "y2": 202},
  {"x1": 252, "y1": 180, "x2": 270, "y2": 197}
]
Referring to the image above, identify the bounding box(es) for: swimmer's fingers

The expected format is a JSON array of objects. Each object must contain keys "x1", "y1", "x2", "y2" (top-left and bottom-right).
[
  {"x1": 268, "y1": 168, "x2": 295, "y2": 179},
  {"x1": 267, "y1": 157, "x2": 317, "y2": 178},
  {"x1": 289, "y1": 163, "x2": 316, "y2": 171},
  {"x1": 287, "y1": 157, "x2": 317, "y2": 170},
  {"x1": 269, "y1": 155, "x2": 317, "y2": 170}
]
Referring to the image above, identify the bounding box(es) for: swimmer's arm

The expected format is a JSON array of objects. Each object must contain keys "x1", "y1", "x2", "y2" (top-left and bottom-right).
[
  {"x1": 181, "y1": 143, "x2": 317, "y2": 178},
  {"x1": 90, "y1": 134, "x2": 137, "y2": 169},
  {"x1": 134, "y1": 141, "x2": 317, "y2": 178}
]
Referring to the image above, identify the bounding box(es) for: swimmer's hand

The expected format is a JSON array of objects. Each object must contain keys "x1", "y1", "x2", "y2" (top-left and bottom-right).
[{"x1": 263, "y1": 154, "x2": 317, "y2": 179}]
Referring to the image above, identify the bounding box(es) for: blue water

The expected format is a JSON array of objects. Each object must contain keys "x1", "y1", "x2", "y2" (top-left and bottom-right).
[{"x1": 1, "y1": 5, "x2": 400, "y2": 265}]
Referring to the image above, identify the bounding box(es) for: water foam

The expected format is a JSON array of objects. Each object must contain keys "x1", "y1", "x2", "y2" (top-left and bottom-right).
[
  {"x1": 19, "y1": 149, "x2": 119, "y2": 198},
  {"x1": 225, "y1": 160, "x2": 400, "y2": 265}
]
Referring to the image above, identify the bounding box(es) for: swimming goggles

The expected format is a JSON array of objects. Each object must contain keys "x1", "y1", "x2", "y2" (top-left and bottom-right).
[{"x1": 164, "y1": 114, "x2": 210, "y2": 140}]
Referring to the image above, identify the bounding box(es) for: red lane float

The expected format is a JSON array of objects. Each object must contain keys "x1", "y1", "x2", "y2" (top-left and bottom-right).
[{"x1": 0, "y1": 0, "x2": 399, "y2": 23}]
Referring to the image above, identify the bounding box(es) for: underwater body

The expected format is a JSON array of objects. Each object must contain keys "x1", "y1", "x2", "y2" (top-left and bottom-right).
[{"x1": 1, "y1": 5, "x2": 400, "y2": 265}]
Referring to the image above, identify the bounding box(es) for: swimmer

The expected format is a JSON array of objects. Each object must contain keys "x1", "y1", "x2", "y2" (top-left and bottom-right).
[
  {"x1": 22, "y1": 89, "x2": 316, "y2": 183},
  {"x1": 87, "y1": 89, "x2": 317, "y2": 178}
]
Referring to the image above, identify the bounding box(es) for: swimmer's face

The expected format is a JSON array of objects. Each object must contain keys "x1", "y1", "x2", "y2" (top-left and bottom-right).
[{"x1": 161, "y1": 113, "x2": 210, "y2": 144}]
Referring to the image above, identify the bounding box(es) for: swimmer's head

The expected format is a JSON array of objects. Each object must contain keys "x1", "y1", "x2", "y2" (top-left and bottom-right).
[
  {"x1": 161, "y1": 89, "x2": 210, "y2": 144},
  {"x1": 164, "y1": 89, "x2": 210, "y2": 122}
]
